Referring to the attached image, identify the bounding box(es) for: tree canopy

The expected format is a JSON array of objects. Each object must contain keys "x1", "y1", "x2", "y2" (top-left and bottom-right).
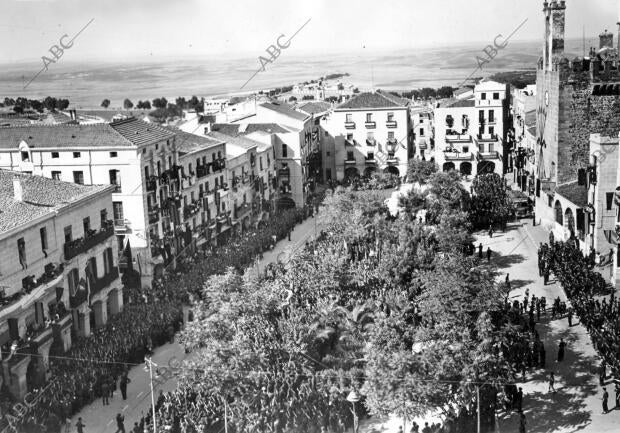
[{"x1": 470, "y1": 173, "x2": 513, "y2": 228}]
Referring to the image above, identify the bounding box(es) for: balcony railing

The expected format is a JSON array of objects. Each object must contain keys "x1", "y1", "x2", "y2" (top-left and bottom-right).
[
  {"x1": 64, "y1": 221, "x2": 115, "y2": 260},
  {"x1": 365, "y1": 157, "x2": 376, "y2": 164},
  {"x1": 345, "y1": 158, "x2": 357, "y2": 164},
  {"x1": 365, "y1": 121, "x2": 376, "y2": 129},
  {"x1": 69, "y1": 288, "x2": 88, "y2": 309},
  {"x1": 444, "y1": 151, "x2": 473, "y2": 161},
  {"x1": 345, "y1": 121, "x2": 356, "y2": 129},
  {"x1": 196, "y1": 165, "x2": 208, "y2": 178},
  {"x1": 386, "y1": 120, "x2": 398, "y2": 128},
  {"x1": 90, "y1": 268, "x2": 120, "y2": 296},
  {"x1": 476, "y1": 133, "x2": 499, "y2": 142},
  {"x1": 386, "y1": 153, "x2": 398, "y2": 163},
  {"x1": 445, "y1": 133, "x2": 472, "y2": 143},
  {"x1": 1, "y1": 264, "x2": 64, "y2": 319},
  {"x1": 477, "y1": 151, "x2": 500, "y2": 160}
]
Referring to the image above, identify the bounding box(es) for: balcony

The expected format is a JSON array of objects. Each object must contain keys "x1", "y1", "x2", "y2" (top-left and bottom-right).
[
  {"x1": 196, "y1": 165, "x2": 208, "y2": 178},
  {"x1": 1, "y1": 264, "x2": 64, "y2": 320},
  {"x1": 365, "y1": 121, "x2": 376, "y2": 129},
  {"x1": 444, "y1": 151, "x2": 473, "y2": 161},
  {"x1": 64, "y1": 221, "x2": 115, "y2": 260},
  {"x1": 476, "y1": 133, "x2": 499, "y2": 142},
  {"x1": 366, "y1": 138, "x2": 376, "y2": 146},
  {"x1": 477, "y1": 151, "x2": 500, "y2": 160},
  {"x1": 386, "y1": 153, "x2": 399, "y2": 164},
  {"x1": 445, "y1": 133, "x2": 472, "y2": 143},
  {"x1": 386, "y1": 120, "x2": 398, "y2": 128},
  {"x1": 90, "y1": 268, "x2": 120, "y2": 296},
  {"x1": 365, "y1": 156, "x2": 376, "y2": 164},
  {"x1": 345, "y1": 158, "x2": 357, "y2": 164},
  {"x1": 148, "y1": 210, "x2": 160, "y2": 225},
  {"x1": 345, "y1": 121, "x2": 356, "y2": 129},
  {"x1": 69, "y1": 288, "x2": 88, "y2": 308},
  {"x1": 146, "y1": 177, "x2": 158, "y2": 192}
]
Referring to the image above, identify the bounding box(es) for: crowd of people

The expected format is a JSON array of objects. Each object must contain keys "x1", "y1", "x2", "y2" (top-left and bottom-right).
[
  {"x1": 540, "y1": 237, "x2": 620, "y2": 382},
  {"x1": 1, "y1": 207, "x2": 311, "y2": 433}
]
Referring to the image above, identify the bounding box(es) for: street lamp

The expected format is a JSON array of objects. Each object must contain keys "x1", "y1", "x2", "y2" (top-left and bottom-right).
[
  {"x1": 144, "y1": 356, "x2": 159, "y2": 433},
  {"x1": 346, "y1": 390, "x2": 361, "y2": 433}
]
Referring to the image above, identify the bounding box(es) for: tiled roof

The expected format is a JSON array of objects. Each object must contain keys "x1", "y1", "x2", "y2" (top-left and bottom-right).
[
  {"x1": 0, "y1": 170, "x2": 112, "y2": 235},
  {"x1": 207, "y1": 131, "x2": 261, "y2": 151},
  {"x1": 444, "y1": 99, "x2": 475, "y2": 108},
  {"x1": 0, "y1": 123, "x2": 132, "y2": 149},
  {"x1": 556, "y1": 181, "x2": 588, "y2": 207},
  {"x1": 297, "y1": 101, "x2": 332, "y2": 115},
  {"x1": 454, "y1": 87, "x2": 473, "y2": 96},
  {"x1": 110, "y1": 117, "x2": 176, "y2": 147},
  {"x1": 0, "y1": 118, "x2": 171, "y2": 149},
  {"x1": 75, "y1": 109, "x2": 151, "y2": 122},
  {"x1": 259, "y1": 102, "x2": 309, "y2": 121},
  {"x1": 166, "y1": 127, "x2": 224, "y2": 156},
  {"x1": 212, "y1": 123, "x2": 290, "y2": 136},
  {"x1": 336, "y1": 91, "x2": 408, "y2": 110},
  {"x1": 377, "y1": 90, "x2": 410, "y2": 107}
]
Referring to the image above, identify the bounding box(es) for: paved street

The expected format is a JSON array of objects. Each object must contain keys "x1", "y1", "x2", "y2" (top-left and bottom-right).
[
  {"x1": 359, "y1": 219, "x2": 620, "y2": 433},
  {"x1": 68, "y1": 213, "x2": 322, "y2": 433}
]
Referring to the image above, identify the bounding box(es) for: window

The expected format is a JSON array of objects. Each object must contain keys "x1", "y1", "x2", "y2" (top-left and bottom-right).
[
  {"x1": 51, "y1": 152, "x2": 59, "y2": 158},
  {"x1": 489, "y1": 126, "x2": 495, "y2": 136},
  {"x1": 21, "y1": 151, "x2": 29, "y2": 161},
  {"x1": 260, "y1": 157, "x2": 263, "y2": 170},
  {"x1": 463, "y1": 145, "x2": 469, "y2": 153},
  {"x1": 346, "y1": 113, "x2": 352, "y2": 123},
  {"x1": 493, "y1": 92, "x2": 500, "y2": 100},
  {"x1": 67, "y1": 268, "x2": 79, "y2": 296},
  {"x1": 73, "y1": 171, "x2": 84, "y2": 185},
  {"x1": 282, "y1": 144, "x2": 288, "y2": 158},
  {"x1": 157, "y1": 161, "x2": 161, "y2": 176},
  {"x1": 367, "y1": 132, "x2": 374, "y2": 144},
  {"x1": 155, "y1": 143, "x2": 158, "y2": 150},
  {"x1": 109, "y1": 169, "x2": 121, "y2": 191},
  {"x1": 366, "y1": 113, "x2": 373, "y2": 122},
  {"x1": 144, "y1": 166, "x2": 150, "y2": 179},
  {"x1": 110, "y1": 151, "x2": 117, "y2": 158},
  {"x1": 347, "y1": 151, "x2": 354, "y2": 161},
  {"x1": 388, "y1": 131, "x2": 395, "y2": 139},
  {"x1": 479, "y1": 110, "x2": 485, "y2": 121},
  {"x1": 100, "y1": 209, "x2": 108, "y2": 226},
  {"x1": 419, "y1": 128, "x2": 425, "y2": 137},
  {"x1": 64, "y1": 226, "x2": 72, "y2": 242},
  {"x1": 51, "y1": 171, "x2": 61, "y2": 181},
  {"x1": 83, "y1": 217, "x2": 91, "y2": 235},
  {"x1": 73, "y1": 152, "x2": 81, "y2": 158},
  {"x1": 113, "y1": 202, "x2": 124, "y2": 222},
  {"x1": 489, "y1": 110, "x2": 495, "y2": 123},
  {"x1": 367, "y1": 152, "x2": 374, "y2": 160},
  {"x1": 40, "y1": 227, "x2": 48, "y2": 251},
  {"x1": 387, "y1": 112, "x2": 394, "y2": 122},
  {"x1": 18, "y1": 238, "x2": 26, "y2": 269},
  {"x1": 607, "y1": 192, "x2": 614, "y2": 211},
  {"x1": 103, "y1": 247, "x2": 114, "y2": 275},
  {"x1": 488, "y1": 143, "x2": 494, "y2": 153},
  {"x1": 326, "y1": 151, "x2": 331, "y2": 156},
  {"x1": 481, "y1": 93, "x2": 486, "y2": 100}
]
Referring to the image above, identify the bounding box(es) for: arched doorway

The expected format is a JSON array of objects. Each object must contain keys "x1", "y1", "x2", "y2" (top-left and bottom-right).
[
  {"x1": 443, "y1": 162, "x2": 455, "y2": 172},
  {"x1": 460, "y1": 162, "x2": 472, "y2": 176},
  {"x1": 383, "y1": 166, "x2": 400, "y2": 177},
  {"x1": 477, "y1": 161, "x2": 495, "y2": 174},
  {"x1": 364, "y1": 166, "x2": 376, "y2": 178},
  {"x1": 564, "y1": 208, "x2": 575, "y2": 236},
  {"x1": 554, "y1": 200, "x2": 563, "y2": 225},
  {"x1": 344, "y1": 167, "x2": 360, "y2": 180}
]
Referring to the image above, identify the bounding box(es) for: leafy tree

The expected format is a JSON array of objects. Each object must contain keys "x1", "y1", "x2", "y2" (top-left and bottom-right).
[
  {"x1": 425, "y1": 171, "x2": 469, "y2": 224},
  {"x1": 30, "y1": 100, "x2": 44, "y2": 113},
  {"x1": 437, "y1": 86, "x2": 454, "y2": 98},
  {"x1": 123, "y1": 98, "x2": 134, "y2": 109},
  {"x1": 136, "y1": 100, "x2": 151, "y2": 109},
  {"x1": 152, "y1": 97, "x2": 168, "y2": 109},
  {"x1": 57, "y1": 98, "x2": 70, "y2": 110},
  {"x1": 101, "y1": 99, "x2": 110, "y2": 108},
  {"x1": 175, "y1": 97, "x2": 187, "y2": 109},
  {"x1": 288, "y1": 96, "x2": 297, "y2": 102},
  {"x1": 470, "y1": 173, "x2": 513, "y2": 228},
  {"x1": 43, "y1": 96, "x2": 57, "y2": 111},
  {"x1": 4, "y1": 97, "x2": 15, "y2": 106},
  {"x1": 407, "y1": 158, "x2": 438, "y2": 184}
]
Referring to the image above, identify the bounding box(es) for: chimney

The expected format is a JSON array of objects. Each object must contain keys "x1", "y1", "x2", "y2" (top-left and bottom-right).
[
  {"x1": 13, "y1": 176, "x2": 23, "y2": 202},
  {"x1": 599, "y1": 29, "x2": 613, "y2": 49}
]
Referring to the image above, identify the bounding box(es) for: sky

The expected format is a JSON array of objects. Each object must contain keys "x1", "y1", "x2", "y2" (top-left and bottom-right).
[{"x1": 0, "y1": 0, "x2": 618, "y2": 64}]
